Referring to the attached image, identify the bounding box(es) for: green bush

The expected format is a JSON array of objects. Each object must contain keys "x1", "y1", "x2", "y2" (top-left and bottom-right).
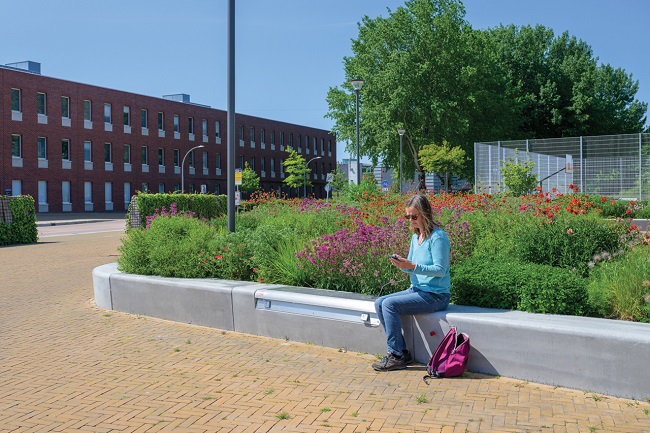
[
  {"x1": 451, "y1": 254, "x2": 588, "y2": 315},
  {"x1": 512, "y1": 214, "x2": 627, "y2": 276},
  {"x1": 0, "y1": 196, "x2": 38, "y2": 245},
  {"x1": 127, "y1": 192, "x2": 226, "y2": 228},
  {"x1": 586, "y1": 245, "x2": 650, "y2": 322}
]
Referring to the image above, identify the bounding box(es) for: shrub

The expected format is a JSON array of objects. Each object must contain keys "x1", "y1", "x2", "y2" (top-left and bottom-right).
[
  {"x1": 586, "y1": 244, "x2": 650, "y2": 322},
  {"x1": 452, "y1": 254, "x2": 588, "y2": 315},
  {"x1": 118, "y1": 215, "x2": 221, "y2": 278},
  {"x1": 512, "y1": 214, "x2": 628, "y2": 276},
  {"x1": 127, "y1": 192, "x2": 226, "y2": 228},
  {"x1": 294, "y1": 217, "x2": 411, "y2": 295},
  {"x1": 0, "y1": 195, "x2": 38, "y2": 245}
]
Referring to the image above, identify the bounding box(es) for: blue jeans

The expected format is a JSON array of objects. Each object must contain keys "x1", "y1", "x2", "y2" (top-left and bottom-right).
[{"x1": 375, "y1": 287, "x2": 450, "y2": 355}]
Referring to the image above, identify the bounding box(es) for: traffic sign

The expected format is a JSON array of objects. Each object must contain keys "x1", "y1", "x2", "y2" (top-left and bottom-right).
[{"x1": 235, "y1": 169, "x2": 242, "y2": 185}]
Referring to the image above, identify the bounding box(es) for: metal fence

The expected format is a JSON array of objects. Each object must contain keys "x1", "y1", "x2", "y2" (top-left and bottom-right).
[{"x1": 474, "y1": 133, "x2": 650, "y2": 200}]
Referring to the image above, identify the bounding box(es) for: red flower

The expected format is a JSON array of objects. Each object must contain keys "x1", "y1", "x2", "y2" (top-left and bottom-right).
[
  {"x1": 601, "y1": 196, "x2": 607, "y2": 203},
  {"x1": 566, "y1": 228, "x2": 573, "y2": 235}
]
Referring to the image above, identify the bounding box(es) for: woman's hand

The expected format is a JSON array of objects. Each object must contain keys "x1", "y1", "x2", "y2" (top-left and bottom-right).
[{"x1": 389, "y1": 255, "x2": 416, "y2": 270}]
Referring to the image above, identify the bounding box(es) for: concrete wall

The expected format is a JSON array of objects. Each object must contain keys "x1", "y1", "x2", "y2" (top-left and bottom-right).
[{"x1": 93, "y1": 263, "x2": 650, "y2": 400}]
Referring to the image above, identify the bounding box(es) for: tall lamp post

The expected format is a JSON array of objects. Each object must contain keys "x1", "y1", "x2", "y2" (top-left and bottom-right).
[
  {"x1": 304, "y1": 156, "x2": 322, "y2": 198},
  {"x1": 181, "y1": 144, "x2": 205, "y2": 193},
  {"x1": 351, "y1": 78, "x2": 364, "y2": 185},
  {"x1": 398, "y1": 129, "x2": 405, "y2": 193}
]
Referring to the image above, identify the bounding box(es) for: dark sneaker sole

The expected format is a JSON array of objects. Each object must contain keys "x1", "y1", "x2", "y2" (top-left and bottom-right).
[{"x1": 372, "y1": 363, "x2": 408, "y2": 372}]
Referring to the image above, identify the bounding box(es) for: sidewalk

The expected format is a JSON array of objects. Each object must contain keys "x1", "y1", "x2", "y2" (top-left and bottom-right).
[
  {"x1": 1, "y1": 227, "x2": 649, "y2": 432},
  {"x1": 36, "y1": 211, "x2": 125, "y2": 226}
]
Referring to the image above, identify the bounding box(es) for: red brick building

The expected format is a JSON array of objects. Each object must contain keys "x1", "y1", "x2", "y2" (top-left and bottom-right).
[{"x1": 1, "y1": 61, "x2": 337, "y2": 213}]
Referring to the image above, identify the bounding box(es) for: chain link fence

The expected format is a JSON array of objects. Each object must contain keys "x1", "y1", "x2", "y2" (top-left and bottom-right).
[{"x1": 475, "y1": 133, "x2": 650, "y2": 200}]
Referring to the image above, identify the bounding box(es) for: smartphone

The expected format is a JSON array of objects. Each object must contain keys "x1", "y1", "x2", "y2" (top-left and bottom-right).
[{"x1": 389, "y1": 254, "x2": 400, "y2": 260}]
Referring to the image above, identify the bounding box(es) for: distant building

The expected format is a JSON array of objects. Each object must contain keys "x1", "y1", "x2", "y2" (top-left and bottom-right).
[{"x1": 1, "y1": 61, "x2": 337, "y2": 213}]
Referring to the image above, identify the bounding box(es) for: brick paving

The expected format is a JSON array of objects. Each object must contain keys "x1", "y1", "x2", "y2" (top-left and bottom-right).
[{"x1": 1, "y1": 226, "x2": 649, "y2": 433}]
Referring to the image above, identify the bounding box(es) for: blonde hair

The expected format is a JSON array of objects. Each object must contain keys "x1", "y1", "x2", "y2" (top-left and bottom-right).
[{"x1": 405, "y1": 194, "x2": 438, "y2": 239}]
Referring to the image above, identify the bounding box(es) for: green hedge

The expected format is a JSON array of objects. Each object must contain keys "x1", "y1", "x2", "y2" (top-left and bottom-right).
[
  {"x1": 0, "y1": 195, "x2": 38, "y2": 245},
  {"x1": 451, "y1": 254, "x2": 588, "y2": 315},
  {"x1": 127, "y1": 192, "x2": 227, "y2": 228}
]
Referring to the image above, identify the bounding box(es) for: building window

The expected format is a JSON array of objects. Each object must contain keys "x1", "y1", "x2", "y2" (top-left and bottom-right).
[
  {"x1": 62, "y1": 139, "x2": 70, "y2": 161},
  {"x1": 188, "y1": 117, "x2": 194, "y2": 134},
  {"x1": 104, "y1": 143, "x2": 112, "y2": 163},
  {"x1": 280, "y1": 132, "x2": 284, "y2": 147},
  {"x1": 260, "y1": 129, "x2": 265, "y2": 144},
  {"x1": 38, "y1": 181, "x2": 47, "y2": 205},
  {"x1": 289, "y1": 133, "x2": 293, "y2": 150},
  {"x1": 104, "y1": 103, "x2": 112, "y2": 124},
  {"x1": 158, "y1": 148, "x2": 164, "y2": 166},
  {"x1": 37, "y1": 137, "x2": 47, "y2": 159},
  {"x1": 297, "y1": 135, "x2": 301, "y2": 152},
  {"x1": 314, "y1": 137, "x2": 318, "y2": 154},
  {"x1": 84, "y1": 100, "x2": 92, "y2": 121},
  {"x1": 270, "y1": 131, "x2": 275, "y2": 146},
  {"x1": 200, "y1": 119, "x2": 207, "y2": 137},
  {"x1": 141, "y1": 109, "x2": 148, "y2": 128},
  {"x1": 250, "y1": 157, "x2": 255, "y2": 171},
  {"x1": 158, "y1": 112, "x2": 164, "y2": 130},
  {"x1": 61, "y1": 96, "x2": 70, "y2": 118},
  {"x1": 215, "y1": 121, "x2": 221, "y2": 138},
  {"x1": 12, "y1": 134, "x2": 22, "y2": 157},
  {"x1": 11, "y1": 88, "x2": 21, "y2": 112},
  {"x1": 37, "y1": 93, "x2": 46, "y2": 115},
  {"x1": 173, "y1": 115, "x2": 179, "y2": 132},
  {"x1": 202, "y1": 152, "x2": 208, "y2": 169},
  {"x1": 62, "y1": 181, "x2": 71, "y2": 204},
  {"x1": 250, "y1": 127, "x2": 255, "y2": 141},
  {"x1": 271, "y1": 158, "x2": 275, "y2": 172},
  {"x1": 141, "y1": 183, "x2": 149, "y2": 193},
  {"x1": 141, "y1": 146, "x2": 149, "y2": 165},
  {"x1": 124, "y1": 144, "x2": 131, "y2": 164},
  {"x1": 188, "y1": 150, "x2": 195, "y2": 168},
  {"x1": 123, "y1": 106, "x2": 131, "y2": 126},
  {"x1": 215, "y1": 153, "x2": 221, "y2": 169},
  {"x1": 321, "y1": 138, "x2": 325, "y2": 154},
  {"x1": 261, "y1": 157, "x2": 265, "y2": 172},
  {"x1": 174, "y1": 149, "x2": 180, "y2": 167},
  {"x1": 239, "y1": 125, "x2": 244, "y2": 141},
  {"x1": 84, "y1": 141, "x2": 92, "y2": 162},
  {"x1": 84, "y1": 182, "x2": 93, "y2": 203},
  {"x1": 328, "y1": 140, "x2": 332, "y2": 153},
  {"x1": 239, "y1": 155, "x2": 244, "y2": 169},
  {"x1": 158, "y1": 183, "x2": 165, "y2": 194}
]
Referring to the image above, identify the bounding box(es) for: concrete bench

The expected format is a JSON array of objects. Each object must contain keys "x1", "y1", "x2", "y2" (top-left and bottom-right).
[{"x1": 93, "y1": 263, "x2": 650, "y2": 400}]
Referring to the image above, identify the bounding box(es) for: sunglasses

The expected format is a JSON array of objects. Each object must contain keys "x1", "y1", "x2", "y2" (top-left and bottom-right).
[{"x1": 404, "y1": 214, "x2": 419, "y2": 221}]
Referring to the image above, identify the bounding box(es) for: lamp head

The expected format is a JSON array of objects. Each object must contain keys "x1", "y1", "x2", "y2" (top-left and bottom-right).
[
  {"x1": 398, "y1": 129, "x2": 405, "y2": 136},
  {"x1": 350, "y1": 78, "x2": 365, "y2": 91}
]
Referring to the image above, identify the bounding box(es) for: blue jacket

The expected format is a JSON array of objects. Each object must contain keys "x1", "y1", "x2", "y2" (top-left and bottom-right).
[{"x1": 403, "y1": 228, "x2": 451, "y2": 294}]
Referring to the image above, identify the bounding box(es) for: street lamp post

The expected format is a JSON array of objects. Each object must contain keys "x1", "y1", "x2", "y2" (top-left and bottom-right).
[
  {"x1": 181, "y1": 144, "x2": 205, "y2": 193},
  {"x1": 304, "y1": 156, "x2": 322, "y2": 198},
  {"x1": 398, "y1": 129, "x2": 405, "y2": 193},
  {"x1": 351, "y1": 78, "x2": 364, "y2": 185}
]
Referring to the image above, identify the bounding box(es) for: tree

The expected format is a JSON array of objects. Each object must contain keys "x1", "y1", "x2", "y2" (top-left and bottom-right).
[
  {"x1": 418, "y1": 140, "x2": 466, "y2": 192},
  {"x1": 282, "y1": 149, "x2": 308, "y2": 194},
  {"x1": 326, "y1": 0, "x2": 517, "y2": 184},
  {"x1": 240, "y1": 162, "x2": 260, "y2": 193},
  {"x1": 501, "y1": 150, "x2": 538, "y2": 196},
  {"x1": 487, "y1": 24, "x2": 647, "y2": 138},
  {"x1": 329, "y1": 164, "x2": 348, "y2": 197}
]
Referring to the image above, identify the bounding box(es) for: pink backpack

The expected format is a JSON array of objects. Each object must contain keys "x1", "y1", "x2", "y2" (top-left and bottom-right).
[{"x1": 424, "y1": 326, "x2": 470, "y2": 382}]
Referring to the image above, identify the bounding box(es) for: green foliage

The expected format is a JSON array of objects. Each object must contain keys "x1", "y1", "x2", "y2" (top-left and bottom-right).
[
  {"x1": 240, "y1": 162, "x2": 260, "y2": 193},
  {"x1": 282, "y1": 149, "x2": 308, "y2": 191},
  {"x1": 329, "y1": 165, "x2": 348, "y2": 196},
  {"x1": 587, "y1": 245, "x2": 650, "y2": 322},
  {"x1": 452, "y1": 254, "x2": 588, "y2": 315},
  {"x1": 344, "y1": 175, "x2": 381, "y2": 202},
  {"x1": 501, "y1": 151, "x2": 538, "y2": 196},
  {"x1": 418, "y1": 140, "x2": 467, "y2": 192},
  {"x1": 0, "y1": 195, "x2": 38, "y2": 245},
  {"x1": 127, "y1": 192, "x2": 226, "y2": 228},
  {"x1": 512, "y1": 215, "x2": 628, "y2": 276}
]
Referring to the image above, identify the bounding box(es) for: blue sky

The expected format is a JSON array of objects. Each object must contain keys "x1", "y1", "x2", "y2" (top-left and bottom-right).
[{"x1": 2, "y1": 0, "x2": 648, "y2": 161}]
